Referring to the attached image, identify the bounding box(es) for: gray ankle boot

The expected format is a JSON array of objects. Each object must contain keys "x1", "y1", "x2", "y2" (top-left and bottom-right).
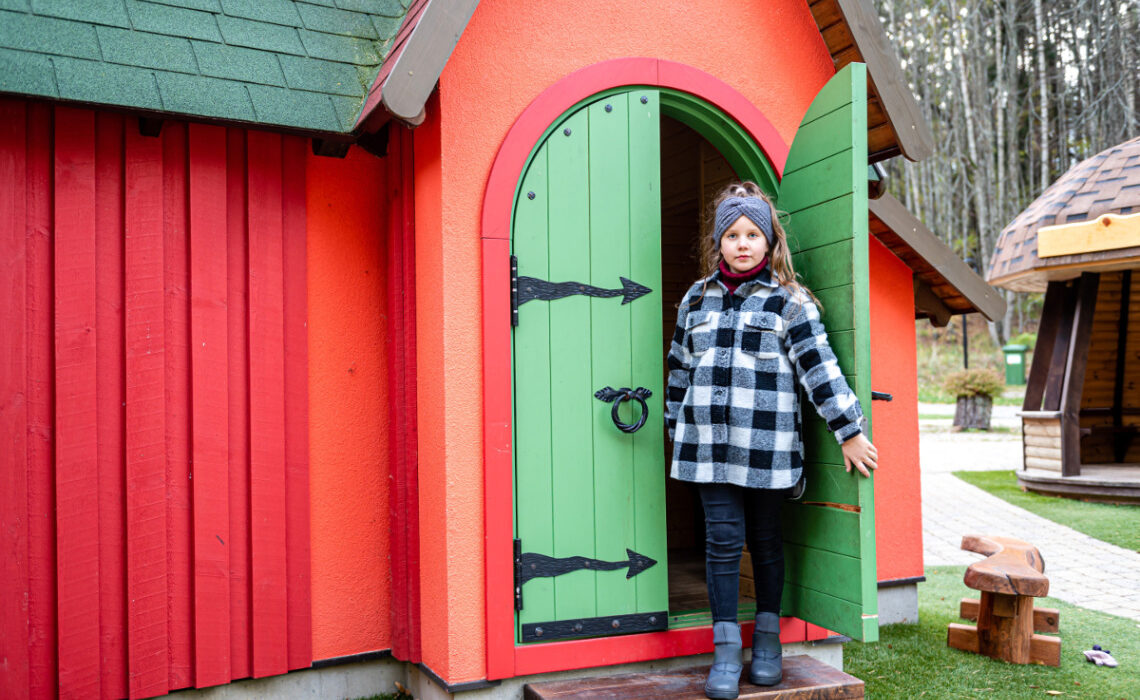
[
  {"x1": 749, "y1": 612, "x2": 782, "y2": 686},
  {"x1": 705, "y1": 621, "x2": 742, "y2": 699}
]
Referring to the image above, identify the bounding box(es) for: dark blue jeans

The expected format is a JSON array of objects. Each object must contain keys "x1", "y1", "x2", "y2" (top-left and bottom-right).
[{"x1": 698, "y1": 483, "x2": 787, "y2": 621}]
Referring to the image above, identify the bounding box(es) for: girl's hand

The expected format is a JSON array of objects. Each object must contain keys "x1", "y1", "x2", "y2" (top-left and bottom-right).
[{"x1": 841, "y1": 434, "x2": 878, "y2": 478}]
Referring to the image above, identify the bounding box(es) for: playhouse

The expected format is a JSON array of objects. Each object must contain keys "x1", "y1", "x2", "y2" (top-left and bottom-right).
[{"x1": 0, "y1": 1, "x2": 1001, "y2": 698}]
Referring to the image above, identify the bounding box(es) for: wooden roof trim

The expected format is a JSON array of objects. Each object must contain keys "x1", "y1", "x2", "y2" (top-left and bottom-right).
[
  {"x1": 869, "y1": 194, "x2": 1007, "y2": 321},
  {"x1": 815, "y1": 0, "x2": 935, "y2": 163},
  {"x1": 355, "y1": 0, "x2": 479, "y2": 130}
]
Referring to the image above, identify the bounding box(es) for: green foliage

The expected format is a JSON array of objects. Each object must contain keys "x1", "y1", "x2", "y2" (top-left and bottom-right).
[
  {"x1": 942, "y1": 367, "x2": 1005, "y2": 398},
  {"x1": 1009, "y1": 331, "x2": 1038, "y2": 348},
  {"x1": 846, "y1": 566, "x2": 1140, "y2": 699},
  {"x1": 954, "y1": 470, "x2": 1140, "y2": 552}
]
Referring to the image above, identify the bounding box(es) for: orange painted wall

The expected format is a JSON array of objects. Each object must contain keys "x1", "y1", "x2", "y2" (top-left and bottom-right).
[
  {"x1": 418, "y1": 0, "x2": 836, "y2": 683},
  {"x1": 307, "y1": 146, "x2": 392, "y2": 659},
  {"x1": 868, "y1": 235, "x2": 924, "y2": 581}
]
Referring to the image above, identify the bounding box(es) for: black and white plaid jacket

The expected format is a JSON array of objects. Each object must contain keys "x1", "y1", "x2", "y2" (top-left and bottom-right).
[{"x1": 665, "y1": 266, "x2": 864, "y2": 489}]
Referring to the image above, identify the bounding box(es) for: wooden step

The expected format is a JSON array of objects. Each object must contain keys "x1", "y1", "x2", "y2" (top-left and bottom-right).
[{"x1": 523, "y1": 655, "x2": 863, "y2": 699}]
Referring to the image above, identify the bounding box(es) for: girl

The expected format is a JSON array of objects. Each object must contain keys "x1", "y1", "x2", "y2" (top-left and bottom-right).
[{"x1": 664, "y1": 182, "x2": 878, "y2": 698}]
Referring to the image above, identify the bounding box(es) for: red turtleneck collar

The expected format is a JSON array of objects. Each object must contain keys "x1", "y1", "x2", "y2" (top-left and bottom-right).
[{"x1": 718, "y1": 257, "x2": 769, "y2": 294}]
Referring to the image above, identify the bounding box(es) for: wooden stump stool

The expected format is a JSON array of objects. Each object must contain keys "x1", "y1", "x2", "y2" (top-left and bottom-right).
[{"x1": 946, "y1": 535, "x2": 1061, "y2": 666}]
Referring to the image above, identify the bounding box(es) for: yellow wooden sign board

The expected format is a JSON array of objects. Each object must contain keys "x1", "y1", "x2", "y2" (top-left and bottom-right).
[{"x1": 1037, "y1": 212, "x2": 1140, "y2": 258}]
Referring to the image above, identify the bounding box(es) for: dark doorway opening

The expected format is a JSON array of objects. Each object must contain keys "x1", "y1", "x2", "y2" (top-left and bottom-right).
[{"x1": 658, "y1": 115, "x2": 757, "y2": 622}]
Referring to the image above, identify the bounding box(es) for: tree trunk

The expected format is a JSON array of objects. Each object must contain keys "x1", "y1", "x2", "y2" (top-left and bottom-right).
[{"x1": 953, "y1": 394, "x2": 994, "y2": 431}]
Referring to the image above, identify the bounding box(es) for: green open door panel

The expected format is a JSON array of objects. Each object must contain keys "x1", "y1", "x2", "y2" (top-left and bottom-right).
[
  {"x1": 511, "y1": 90, "x2": 669, "y2": 644},
  {"x1": 776, "y1": 63, "x2": 878, "y2": 643}
]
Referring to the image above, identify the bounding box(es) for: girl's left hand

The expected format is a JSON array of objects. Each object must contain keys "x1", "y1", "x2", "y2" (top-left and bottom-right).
[{"x1": 841, "y1": 434, "x2": 878, "y2": 478}]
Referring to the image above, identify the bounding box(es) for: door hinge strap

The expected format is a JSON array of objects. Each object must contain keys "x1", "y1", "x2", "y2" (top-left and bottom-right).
[
  {"x1": 521, "y1": 611, "x2": 667, "y2": 642},
  {"x1": 514, "y1": 538, "x2": 523, "y2": 610}
]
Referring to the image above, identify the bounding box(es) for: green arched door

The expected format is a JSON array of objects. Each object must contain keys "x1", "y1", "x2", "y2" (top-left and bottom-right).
[{"x1": 511, "y1": 89, "x2": 668, "y2": 644}]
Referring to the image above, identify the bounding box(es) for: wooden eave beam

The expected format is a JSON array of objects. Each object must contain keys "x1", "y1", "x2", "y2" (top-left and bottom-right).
[
  {"x1": 812, "y1": 0, "x2": 935, "y2": 163},
  {"x1": 869, "y1": 194, "x2": 1007, "y2": 322},
  {"x1": 914, "y1": 279, "x2": 953, "y2": 327},
  {"x1": 354, "y1": 0, "x2": 478, "y2": 133}
]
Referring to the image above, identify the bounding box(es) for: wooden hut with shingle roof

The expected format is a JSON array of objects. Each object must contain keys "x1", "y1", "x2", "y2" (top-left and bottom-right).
[{"x1": 987, "y1": 136, "x2": 1140, "y2": 502}]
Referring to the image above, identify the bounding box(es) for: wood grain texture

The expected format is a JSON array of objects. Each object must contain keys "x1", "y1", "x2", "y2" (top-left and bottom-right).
[
  {"x1": 959, "y1": 598, "x2": 1059, "y2": 633},
  {"x1": 94, "y1": 111, "x2": 128, "y2": 700},
  {"x1": 189, "y1": 122, "x2": 232, "y2": 687},
  {"x1": 125, "y1": 123, "x2": 169, "y2": 699},
  {"x1": 523, "y1": 654, "x2": 863, "y2": 699},
  {"x1": 53, "y1": 106, "x2": 102, "y2": 699},
  {"x1": 247, "y1": 130, "x2": 289, "y2": 678},
  {"x1": 0, "y1": 98, "x2": 31, "y2": 700}
]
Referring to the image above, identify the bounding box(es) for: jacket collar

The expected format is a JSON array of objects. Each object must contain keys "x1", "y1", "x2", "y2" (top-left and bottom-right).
[{"x1": 712, "y1": 263, "x2": 777, "y2": 293}]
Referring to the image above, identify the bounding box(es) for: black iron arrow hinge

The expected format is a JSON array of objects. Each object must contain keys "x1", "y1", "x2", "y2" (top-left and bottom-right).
[
  {"x1": 514, "y1": 538, "x2": 657, "y2": 611},
  {"x1": 510, "y1": 255, "x2": 652, "y2": 326}
]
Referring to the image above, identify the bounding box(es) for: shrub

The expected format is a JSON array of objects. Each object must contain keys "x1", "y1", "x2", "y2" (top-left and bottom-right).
[
  {"x1": 1009, "y1": 331, "x2": 1037, "y2": 348},
  {"x1": 942, "y1": 367, "x2": 1005, "y2": 398}
]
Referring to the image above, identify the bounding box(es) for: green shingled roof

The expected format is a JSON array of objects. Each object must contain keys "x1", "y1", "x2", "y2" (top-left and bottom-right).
[{"x1": 0, "y1": 0, "x2": 413, "y2": 134}]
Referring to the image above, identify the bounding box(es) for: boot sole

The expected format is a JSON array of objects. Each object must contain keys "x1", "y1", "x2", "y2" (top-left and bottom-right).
[
  {"x1": 749, "y1": 672, "x2": 781, "y2": 686},
  {"x1": 704, "y1": 685, "x2": 739, "y2": 700}
]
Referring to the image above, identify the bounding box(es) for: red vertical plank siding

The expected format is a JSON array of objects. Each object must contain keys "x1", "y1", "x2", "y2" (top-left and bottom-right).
[
  {"x1": 26, "y1": 101, "x2": 58, "y2": 700},
  {"x1": 0, "y1": 99, "x2": 31, "y2": 700},
  {"x1": 53, "y1": 106, "x2": 102, "y2": 698},
  {"x1": 189, "y1": 123, "x2": 232, "y2": 687},
  {"x1": 5, "y1": 100, "x2": 313, "y2": 697},
  {"x1": 162, "y1": 123, "x2": 195, "y2": 689},
  {"x1": 125, "y1": 124, "x2": 170, "y2": 699},
  {"x1": 226, "y1": 128, "x2": 253, "y2": 680},
  {"x1": 387, "y1": 127, "x2": 421, "y2": 664},
  {"x1": 281, "y1": 136, "x2": 312, "y2": 672},
  {"x1": 94, "y1": 112, "x2": 128, "y2": 700},
  {"x1": 246, "y1": 130, "x2": 289, "y2": 677}
]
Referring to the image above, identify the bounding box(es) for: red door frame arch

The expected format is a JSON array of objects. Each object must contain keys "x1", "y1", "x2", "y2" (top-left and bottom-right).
[{"x1": 481, "y1": 57, "x2": 797, "y2": 680}]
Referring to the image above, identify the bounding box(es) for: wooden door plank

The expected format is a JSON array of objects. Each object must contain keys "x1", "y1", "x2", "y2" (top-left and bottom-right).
[
  {"x1": 790, "y1": 240, "x2": 855, "y2": 292},
  {"x1": 546, "y1": 107, "x2": 598, "y2": 623},
  {"x1": 783, "y1": 543, "x2": 862, "y2": 600},
  {"x1": 778, "y1": 149, "x2": 861, "y2": 214},
  {"x1": 587, "y1": 95, "x2": 636, "y2": 619},
  {"x1": 780, "y1": 104, "x2": 857, "y2": 172},
  {"x1": 225, "y1": 127, "x2": 252, "y2": 680},
  {"x1": 281, "y1": 135, "x2": 312, "y2": 671},
  {"x1": 162, "y1": 122, "x2": 194, "y2": 689},
  {"x1": 784, "y1": 195, "x2": 857, "y2": 254},
  {"x1": 189, "y1": 122, "x2": 231, "y2": 687},
  {"x1": 1023, "y1": 282, "x2": 1066, "y2": 411},
  {"x1": 512, "y1": 147, "x2": 555, "y2": 631},
  {"x1": 781, "y1": 504, "x2": 861, "y2": 557},
  {"x1": 1061, "y1": 273, "x2": 1099, "y2": 477},
  {"x1": 246, "y1": 130, "x2": 289, "y2": 677},
  {"x1": 53, "y1": 105, "x2": 102, "y2": 698},
  {"x1": 94, "y1": 111, "x2": 128, "y2": 700},
  {"x1": 124, "y1": 122, "x2": 169, "y2": 699},
  {"x1": 0, "y1": 98, "x2": 31, "y2": 700},
  {"x1": 627, "y1": 90, "x2": 668, "y2": 615},
  {"x1": 26, "y1": 101, "x2": 58, "y2": 700}
]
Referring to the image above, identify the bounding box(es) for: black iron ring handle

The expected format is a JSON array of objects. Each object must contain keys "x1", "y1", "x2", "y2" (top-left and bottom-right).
[{"x1": 594, "y1": 386, "x2": 652, "y2": 434}]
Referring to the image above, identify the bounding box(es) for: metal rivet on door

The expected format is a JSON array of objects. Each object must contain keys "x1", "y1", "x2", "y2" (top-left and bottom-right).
[
  {"x1": 527, "y1": 191, "x2": 535, "y2": 200},
  {"x1": 563, "y1": 128, "x2": 572, "y2": 136},
  {"x1": 605, "y1": 104, "x2": 612, "y2": 112},
  {"x1": 640, "y1": 96, "x2": 648, "y2": 104}
]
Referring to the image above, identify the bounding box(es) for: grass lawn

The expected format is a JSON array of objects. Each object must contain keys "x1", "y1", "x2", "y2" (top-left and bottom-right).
[
  {"x1": 845, "y1": 566, "x2": 1138, "y2": 699},
  {"x1": 953, "y1": 470, "x2": 1140, "y2": 553}
]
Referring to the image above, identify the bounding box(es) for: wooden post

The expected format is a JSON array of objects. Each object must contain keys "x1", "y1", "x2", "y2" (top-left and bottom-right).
[
  {"x1": 1060, "y1": 273, "x2": 1099, "y2": 477},
  {"x1": 1113, "y1": 271, "x2": 1131, "y2": 462},
  {"x1": 1042, "y1": 282, "x2": 1078, "y2": 412},
  {"x1": 1023, "y1": 281, "x2": 1066, "y2": 412}
]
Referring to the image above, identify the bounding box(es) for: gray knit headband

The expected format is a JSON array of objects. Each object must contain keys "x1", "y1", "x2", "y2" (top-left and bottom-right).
[{"x1": 713, "y1": 197, "x2": 774, "y2": 248}]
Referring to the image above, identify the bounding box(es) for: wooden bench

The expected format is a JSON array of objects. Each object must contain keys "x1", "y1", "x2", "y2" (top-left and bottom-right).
[{"x1": 946, "y1": 535, "x2": 1061, "y2": 666}]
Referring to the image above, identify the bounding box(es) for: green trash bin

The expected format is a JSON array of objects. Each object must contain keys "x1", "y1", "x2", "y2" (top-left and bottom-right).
[{"x1": 1002, "y1": 344, "x2": 1028, "y2": 385}]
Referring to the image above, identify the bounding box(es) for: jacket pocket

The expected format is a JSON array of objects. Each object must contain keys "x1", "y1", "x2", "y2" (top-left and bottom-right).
[
  {"x1": 741, "y1": 311, "x2": 782, "y2": 359},
  {"x1": 685, "y1": 310, "x2": 717, "y2": 356}
]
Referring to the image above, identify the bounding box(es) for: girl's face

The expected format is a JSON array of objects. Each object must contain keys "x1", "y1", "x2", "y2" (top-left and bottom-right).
[{"x1": 719, "y1": 214, "x2": 770, "y2": 274}]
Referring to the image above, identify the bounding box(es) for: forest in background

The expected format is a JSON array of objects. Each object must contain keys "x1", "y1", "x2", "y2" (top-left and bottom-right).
[{"x1": 875, "y1": 0, "x2": 1140, "y2": 343}]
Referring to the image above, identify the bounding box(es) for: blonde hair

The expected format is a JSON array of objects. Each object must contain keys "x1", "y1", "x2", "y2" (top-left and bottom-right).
[{"x1": 689, "y1": 181, "x2": 821, "y2": 311}]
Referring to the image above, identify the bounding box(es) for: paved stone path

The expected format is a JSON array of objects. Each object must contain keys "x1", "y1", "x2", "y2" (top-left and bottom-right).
[{"x1": 918, "y1": 404, "x2": 1140, "y2": 622}]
